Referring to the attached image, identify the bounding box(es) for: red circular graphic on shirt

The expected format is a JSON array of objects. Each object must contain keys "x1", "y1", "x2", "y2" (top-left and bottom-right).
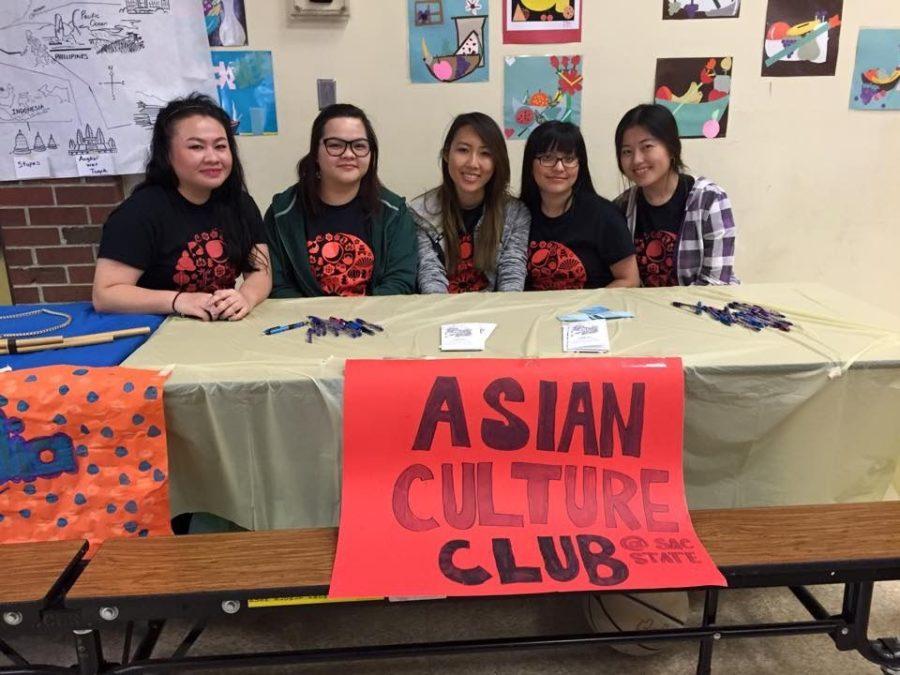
[
  {"x1": 635, "y1": 230, "x2": 678, "y2": 287},
  {"x1": 527, "y1": 241, "x2": 586, "y2": 290},
  {"x1": 449, "y1": 233, "x2": 488, "y2": 294},
  {"x1": 307, "y1": 233, "x2": 374, "y2": 296},
  {"x1": 172, "y1": 228, "x2": 236, "y2": 292}
]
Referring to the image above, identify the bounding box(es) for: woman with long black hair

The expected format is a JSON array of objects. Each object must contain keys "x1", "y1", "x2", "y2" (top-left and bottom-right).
[
  {"x1": 93, "y1": 92, "x2": 271, "y2": 320},
  {"x1": 520, "y1": 121, "x2": 638, "y2": 290}
]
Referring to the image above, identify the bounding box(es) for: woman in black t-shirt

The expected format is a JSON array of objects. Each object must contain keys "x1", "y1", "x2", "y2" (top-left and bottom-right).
[
  {"x1": 93, "y1": 93, "x2": 271, "y2": 321},
  {"x1": 520, "y1": 122, "x2": 639, "y2": 291},
  {"x1": 613, "y1": 104, "x2": 738, "y2": 287}
]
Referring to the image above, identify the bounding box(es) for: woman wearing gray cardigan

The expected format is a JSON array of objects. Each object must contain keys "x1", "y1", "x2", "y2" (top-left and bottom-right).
[{"x1": 410, "y1": 113, "x2": 530, "y2": 293}]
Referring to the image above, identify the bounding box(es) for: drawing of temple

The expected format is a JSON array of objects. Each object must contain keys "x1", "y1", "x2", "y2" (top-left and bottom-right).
[
  {"x1": 124, "y1": 0, "x2": 171, "y2": 14},
  {"x1": 12, "y1": 130, "x2": 30, "y2": 155},
  {"x1": 68, "y1": 124, "x2": 117, "y2": 155}
]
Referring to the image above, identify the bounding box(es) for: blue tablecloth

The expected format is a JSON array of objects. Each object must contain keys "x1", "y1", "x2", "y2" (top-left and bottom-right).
[{"x1": 0, "y1": 303, "x2": 165, "y2": 370}]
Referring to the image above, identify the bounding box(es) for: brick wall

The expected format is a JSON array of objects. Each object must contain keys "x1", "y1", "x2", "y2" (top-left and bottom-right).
[{"x1": 0, "y1": 176, "x2": 125, "y2": 304}]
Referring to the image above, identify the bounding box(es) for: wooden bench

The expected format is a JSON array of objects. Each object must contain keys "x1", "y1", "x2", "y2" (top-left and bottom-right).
[
  {"x1": 0, "y1": 539, "x2": 87, "y2": 669},
  {"x1": 3, "y1": 503, "x2": 900, "y2": 674}
]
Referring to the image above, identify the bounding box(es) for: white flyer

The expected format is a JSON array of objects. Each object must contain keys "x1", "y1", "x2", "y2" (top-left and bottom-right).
[
  {"x1": 562, "y1": 319, "x2": 610, "y2": 353},
  {"x1": 440, "y1": 323, "x2": 497, "y2": 351}
]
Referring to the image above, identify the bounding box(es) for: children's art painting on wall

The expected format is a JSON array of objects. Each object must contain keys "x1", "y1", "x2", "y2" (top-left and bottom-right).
[
  {"x1": 849, "y1": 29, "x2": 899, "y2": 111},
  {"x1": 408, "y1": 0, "x2": 489, "y2": 84},
  {"x1": 503, "y1": 0, "x2": 582, "y2": 44},
  {"x1": 212, "y1": 50, "x2": 278, "y2": 135},
  {"x1": 664, "y1": 0, "x2": 740, "y2": 20},
  {"x1": 503, "y1": 55, "x2": 583, "y2": 140},
  {"x1": 655, "y1": 57, "x2": 732, "y2": 139},
  {"x1": 204, "y1": 0, "x2": 248, "y2": 47},
  {"x1": 761, "y1": 0, "x2": 843, "y2": 77}
]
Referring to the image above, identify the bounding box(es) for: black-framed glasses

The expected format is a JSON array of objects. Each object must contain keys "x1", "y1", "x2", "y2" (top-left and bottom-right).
[
  {"x1": 536, "y1": 153, "x2": 579, "y2": 168},
  {"x1": 322, "y1": 137, "x2": 371, "y2": 158}
]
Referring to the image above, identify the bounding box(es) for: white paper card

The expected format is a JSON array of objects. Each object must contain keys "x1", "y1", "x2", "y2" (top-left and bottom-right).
[
  {"x1": 562, "y1": 320, "x2": 610, "y2": 353},
  {"x1": 13, "y1": 156, "x2": 50, "y2": 179},
  {"x1": 440, "y1": 323, "x2": 496, "y2": 351},
  {"x1": 75, "y1": 153, "x2": 115, "y2": 177}
]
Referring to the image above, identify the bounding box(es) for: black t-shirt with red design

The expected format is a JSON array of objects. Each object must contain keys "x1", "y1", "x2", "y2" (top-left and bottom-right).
[
  {"x1": 98, "y1": 185, "x2": 264, "y2": 292},
  {"x1": 305, "y1": 197, "x2": 374, "y2": 296},
  {"x1": 633, "y1": 175, "x2": 694, "y2": 287},
  {"x1": 447, "y1": 204, "x2": 488, "y2": 294},
  {"x1": 527, "y1": 190, "x2": 635, "y2": 290}
]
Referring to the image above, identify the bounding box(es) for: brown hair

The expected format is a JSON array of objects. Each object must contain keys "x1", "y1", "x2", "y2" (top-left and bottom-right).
[{"x1": 433, "y1": 113, "x2": 511, "y2": 274}]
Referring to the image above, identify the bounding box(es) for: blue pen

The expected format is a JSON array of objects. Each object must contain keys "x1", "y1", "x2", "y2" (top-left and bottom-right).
[
  {"x1": 354, "y1": 318, "x2": 384, "y2": 332},
  {"x1": 346, "y1": 320, "x2": 374, "y2": 336},
  {"x1": 263, "y1": 320, "x2": 308, "y2": 336}
]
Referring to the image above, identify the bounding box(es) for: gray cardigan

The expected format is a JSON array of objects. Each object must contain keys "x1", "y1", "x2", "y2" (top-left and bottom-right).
[{"x1": 409, "y1": 189, "x2": 531, "y2": 293}]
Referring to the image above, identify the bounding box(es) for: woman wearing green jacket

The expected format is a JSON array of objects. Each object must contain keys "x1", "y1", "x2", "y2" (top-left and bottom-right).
[{"x1": 264, "y1": 103, "x2": 416, "y2": 297}]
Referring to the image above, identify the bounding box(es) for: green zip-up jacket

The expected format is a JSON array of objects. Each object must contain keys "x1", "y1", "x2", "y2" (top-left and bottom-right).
[{"x1": 264, "y1": 184, "x2": 417, "y2": 298}]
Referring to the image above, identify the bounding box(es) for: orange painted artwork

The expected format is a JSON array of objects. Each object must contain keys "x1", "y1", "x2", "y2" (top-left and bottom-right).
[{"x1": 0, "y1": 365, "x2": 171, "y2": 553}]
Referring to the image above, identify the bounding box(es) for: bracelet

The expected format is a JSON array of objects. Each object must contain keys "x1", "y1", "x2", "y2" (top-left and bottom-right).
[{"x1": 172, "y1": 291, "x2": 183, "y2": 315}]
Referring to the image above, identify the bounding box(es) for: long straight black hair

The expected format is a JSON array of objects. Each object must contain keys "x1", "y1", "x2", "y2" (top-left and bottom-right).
[
  {"x1": 139, "y1": 92, "x2": 263, "y2": 273},
  {"x1": 519, "y1": 121, "x2": 597, "y2": 215},
  {"x1": 296, "y1": 103, "x2": 383, "y2": 219}
]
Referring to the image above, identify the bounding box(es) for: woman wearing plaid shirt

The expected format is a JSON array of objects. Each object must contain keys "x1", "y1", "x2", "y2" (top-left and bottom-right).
[{"x1": 614, "y1": 104, "x2": 738, "y2": 287}]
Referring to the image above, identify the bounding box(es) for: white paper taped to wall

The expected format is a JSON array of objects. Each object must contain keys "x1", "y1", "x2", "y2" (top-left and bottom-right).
[{"x1": 0, "y1": 1, "x2": 217, "y2": 181}]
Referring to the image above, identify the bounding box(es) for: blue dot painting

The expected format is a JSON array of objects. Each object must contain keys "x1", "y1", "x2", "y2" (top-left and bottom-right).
[{"x1": 0, "y1": 365, "x2": 172, "y2": 550}]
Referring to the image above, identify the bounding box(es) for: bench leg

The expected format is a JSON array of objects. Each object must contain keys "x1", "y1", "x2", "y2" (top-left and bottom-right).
[
  {"x1": 695, "y1": 588, "x2": 720, "y2": 675},
  {"x1": 73, "y1": 629, "x2": 104, "y2": 675},
  {"x1": 130, "y1": 620, "x2": 165, "y2": 662},
  {"x1": 171, "y1": 619, "x2": 207, "y2": 659},
  {"x1": 833, "y1": 582, "x2": 900, "y2": 671},
  {"x1": 0, "y1": 636, "x2": 29, "y2": 668}
]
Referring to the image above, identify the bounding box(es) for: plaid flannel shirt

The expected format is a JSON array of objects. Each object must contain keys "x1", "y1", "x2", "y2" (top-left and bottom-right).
[{"x1": 617, "y1": 176, "x2": 739, "y2": 286}]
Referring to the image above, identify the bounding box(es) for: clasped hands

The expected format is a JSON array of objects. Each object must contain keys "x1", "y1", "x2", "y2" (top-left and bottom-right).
[{"x1": 173, "y1": 288, "x2": 252, "y2": 322}]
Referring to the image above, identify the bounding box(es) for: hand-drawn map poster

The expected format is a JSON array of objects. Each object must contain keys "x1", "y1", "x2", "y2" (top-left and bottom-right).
[{"x1": 0, "y1": 1, "x2": 216, "y2": 181}]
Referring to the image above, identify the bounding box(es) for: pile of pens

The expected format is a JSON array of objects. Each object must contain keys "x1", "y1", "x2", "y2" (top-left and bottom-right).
[
  {"x1": 263, "y1": 316, "x2": 384, "y2": 343},
  {"x1": 672, "y1": 301, "x2": 793, "y2": 333}
]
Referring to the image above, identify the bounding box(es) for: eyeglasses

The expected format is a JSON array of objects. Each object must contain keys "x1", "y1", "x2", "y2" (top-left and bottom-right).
[
  {"x1": 322, "y1": 137, "x2": 371, "y2": 158},
  {"x1": 536, "y1": 153, "x2": 579, "y2": 168}
]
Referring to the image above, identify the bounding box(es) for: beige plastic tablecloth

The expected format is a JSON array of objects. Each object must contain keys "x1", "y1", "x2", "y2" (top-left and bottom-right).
[{"x1": 124, "y1": 283, "x2": 900, "y2": 529}]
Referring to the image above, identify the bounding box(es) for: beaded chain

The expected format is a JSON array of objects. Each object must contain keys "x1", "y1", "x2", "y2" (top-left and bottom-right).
[{"x1": 0, "y1": 308, "x2": 73, "y2": 338}]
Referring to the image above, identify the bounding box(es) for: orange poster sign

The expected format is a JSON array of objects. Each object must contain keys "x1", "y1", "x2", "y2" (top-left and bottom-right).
[
  {"x1": 0, "y1": 365, "x2": 170, "y2": 551},
  {"x1": 330, "y1": 358, "x2": 725, "y2": 598}
]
